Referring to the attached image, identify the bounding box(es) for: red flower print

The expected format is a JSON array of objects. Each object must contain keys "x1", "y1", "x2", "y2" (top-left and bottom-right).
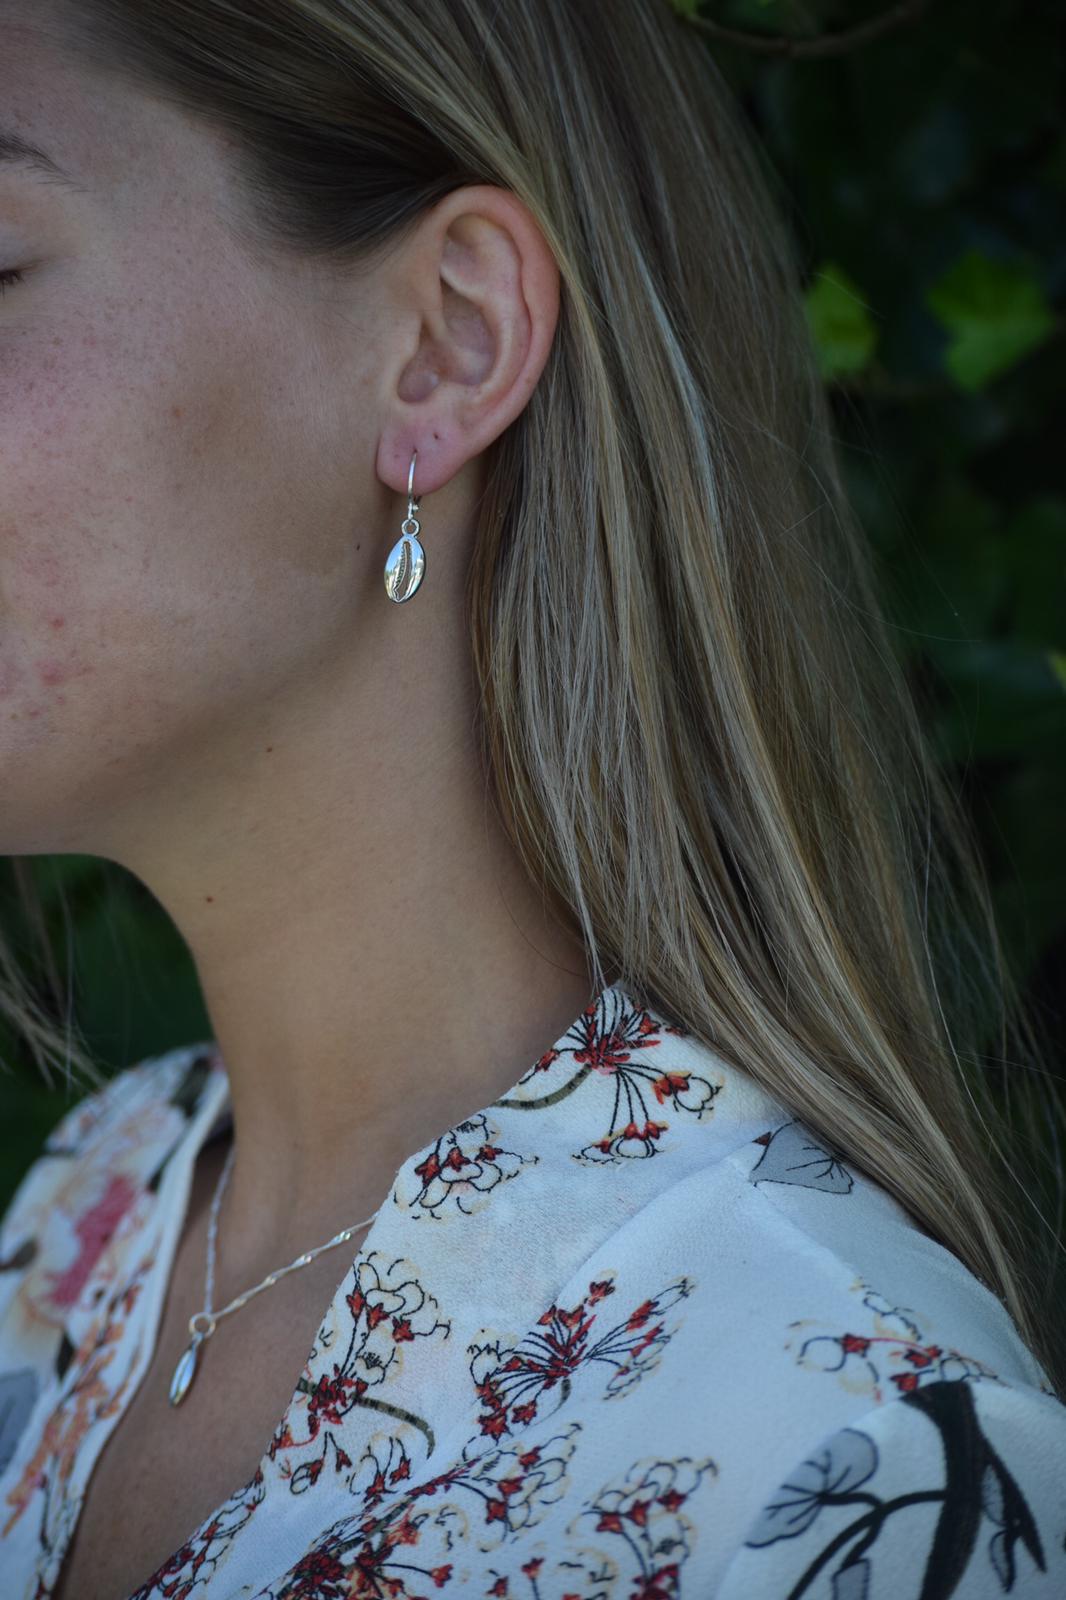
[
  {"x1": 792, "y1": 1281, "x2": 1003, "y2": 1403},
  {"x1": 297, "y1": 1548, "x2": 345, "y2": 1581},
  {"x1": 469, "y1": 1274, "x2": 693, "y2": 1438},
  {"x1": 126, "y1": 1465, "x2": 265, "y2": 1599},
  {"x1": 632, "y1": 1564, "x2": 682, "y2": 1599},
  {"x1": 492, "y1": 991, "x2": 720, "y2": 1166},
  {"x1": 651, "y1": 1072, "x2": 692, "y2": 1105},
  {"x1": 271, "y1": 1428, "x2": 582, "y2": 1597},
  {"x1": 414, "y1": 1149, "x2": 441, "y2": 1185},
  {"x1": 904, "y1": 1343, "x2": 942, "y2": 1368},
  {"x1": 286, "y1": 1546, "x2": 348, "y2": 1599},
  {"x1": 627, "y1": 1299, "x2": 656, "y2": 1330},
  {"x1": 570, "y1": 1454, "x2": 713, "y2": 1597},
  {"x1": 406, "y1": 1113, "x2": 536, "y2": 1219},
  {"x1": 308, "y1": 1367, "x2": 361, "y2": 1431},
  {"x1": 569, "y1": 994, "x2": 718, "y2": 1162},
  {"x1": 273, "y1": 1253, "x2": 449, "y2": 1495}
]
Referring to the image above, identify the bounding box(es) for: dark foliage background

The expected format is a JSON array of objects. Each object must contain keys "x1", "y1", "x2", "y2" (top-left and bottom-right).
[{"x1": 2, "y1": 0, "x2": 1063, "y2": 1233}]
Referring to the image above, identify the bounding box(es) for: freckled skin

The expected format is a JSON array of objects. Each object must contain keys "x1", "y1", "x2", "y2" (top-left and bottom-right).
[
  {"x1": 0, "y1": 16, "x2": 405, "y2": 851},
  {"x1": 36, "y1": 656, "x2": 91, "y2": 686}
]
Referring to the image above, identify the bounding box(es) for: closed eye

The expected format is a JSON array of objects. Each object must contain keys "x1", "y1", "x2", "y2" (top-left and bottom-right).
[{"x1": 0, "y1": 268, "x2": 25, "y2": 295}]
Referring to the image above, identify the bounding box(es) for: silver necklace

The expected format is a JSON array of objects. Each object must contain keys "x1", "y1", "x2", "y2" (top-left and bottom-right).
[{"x1": 168, "y1": 1138, "x2": 380, "y2": 1408}]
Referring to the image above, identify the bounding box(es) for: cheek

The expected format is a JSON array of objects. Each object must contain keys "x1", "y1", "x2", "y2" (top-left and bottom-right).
[
  {"x1": 0, "y1": 314, "x2": 299, "y2": 668},
  {"x1": 0, "y1": 301, "x2": 357, "y2": 849},
  {"x1": 0, "y1": 337, "x2": 181, "y2": 717}
]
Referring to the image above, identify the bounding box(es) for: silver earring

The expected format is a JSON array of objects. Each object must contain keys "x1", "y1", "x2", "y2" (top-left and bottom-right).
[{"x1": 383, "y1": 449, "x2": 426, "y2": 603}]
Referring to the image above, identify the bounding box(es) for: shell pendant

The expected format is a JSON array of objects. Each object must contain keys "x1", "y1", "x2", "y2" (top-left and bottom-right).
[
  {"x1": 384, "y1": 524, "x2": 426, "y2": 603},
  {"x1": 168, "y1": 1333, "x2": 204, "y2": 1407}
]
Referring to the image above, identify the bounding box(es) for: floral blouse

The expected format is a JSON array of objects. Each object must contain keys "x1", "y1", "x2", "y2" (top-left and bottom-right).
[{"x1": 1, "y1": 982, "x2": 1065, "y2": 1599}]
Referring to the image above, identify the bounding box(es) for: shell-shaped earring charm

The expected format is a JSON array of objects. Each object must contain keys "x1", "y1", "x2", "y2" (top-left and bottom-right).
[
  {"x1": 384, "y1": 449, "x2": 426, "y2": 603},
  {"x1": 384, "y1": 519, "x2": 425, "y2": 603}
]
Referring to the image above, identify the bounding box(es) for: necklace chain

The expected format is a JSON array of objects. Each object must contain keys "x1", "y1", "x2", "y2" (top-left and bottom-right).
[
  {"x1": 196, "y1": 1142, "x2": 380, "y2": 1332},
  {"x1": 168, "y1": 1134, "x2": 381, "y2": 1407}
]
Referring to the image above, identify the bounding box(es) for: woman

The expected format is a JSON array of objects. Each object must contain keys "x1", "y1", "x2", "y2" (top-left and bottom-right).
[{"x1": 0, "y1": 2, "x2": 1063, "y2": 1596}]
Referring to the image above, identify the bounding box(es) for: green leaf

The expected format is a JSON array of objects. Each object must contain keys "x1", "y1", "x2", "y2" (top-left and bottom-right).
[
  {"x1": 804, "y1": 261, "x2": 878, "y2": 379},
  {"x1": 925, "y1": 249, "x2": 1056, "y2": 391}
]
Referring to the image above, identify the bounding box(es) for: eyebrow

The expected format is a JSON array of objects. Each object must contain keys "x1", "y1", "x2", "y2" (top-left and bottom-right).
[{"x1": 0, "y1": 129, "x2": 88, "y2": 194}]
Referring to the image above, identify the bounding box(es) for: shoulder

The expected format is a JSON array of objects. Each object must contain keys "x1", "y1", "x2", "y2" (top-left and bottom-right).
[
  {"x1": 718, "y1": 1115, "x2": 1055, "y2": 1394},
  {"x1": 576, "y1": 1084, "x2": 1054, "y2": 1400},
  {"x1": 715, "y1": 1375, "x2": 1066, "y2": 1598},
  {"x1": 531, "y1": 1083, "x2": 1063, "y2": 1588},
  {"x1": 707, "y1": 1130, "x2": 1066, "y2": 1594}
]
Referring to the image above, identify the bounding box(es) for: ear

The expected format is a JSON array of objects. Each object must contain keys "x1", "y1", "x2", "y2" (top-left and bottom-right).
[{"x1": 373, "y1": 184, "x2": 561, "y2": 500}]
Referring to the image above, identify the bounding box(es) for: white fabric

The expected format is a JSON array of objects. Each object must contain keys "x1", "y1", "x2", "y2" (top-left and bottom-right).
[{"x1": 1, "y1": 980, "x2": 1064, "y2": 1597}]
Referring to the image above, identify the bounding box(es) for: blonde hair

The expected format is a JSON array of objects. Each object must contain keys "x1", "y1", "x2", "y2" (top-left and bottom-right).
[{"x1": 11, "y1": 0, "x2": 1062, "y2": 1392}]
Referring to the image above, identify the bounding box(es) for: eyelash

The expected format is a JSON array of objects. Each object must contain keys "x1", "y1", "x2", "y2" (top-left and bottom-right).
[{"x1": 0, "y1": 269, "x2": 25, "y2": 296}]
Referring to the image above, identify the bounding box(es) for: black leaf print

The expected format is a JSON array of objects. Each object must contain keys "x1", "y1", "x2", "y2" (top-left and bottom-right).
[
  {"x1": 749, "y1": 1121, "x2": 855, "y2": 1193},
  {"x1": 901, "y1": 1379, "x2": 1046, "y2": 1594},
  {"x1": 832, "y1": 1555, "x2": 871, "y2": 1600},
  {"x1": 740, "y1": 1379, "x2": 1049, "y2": 1598},
  {"x1": 744, "y1": 1427, "x2": 878, "y2": 1546}
]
